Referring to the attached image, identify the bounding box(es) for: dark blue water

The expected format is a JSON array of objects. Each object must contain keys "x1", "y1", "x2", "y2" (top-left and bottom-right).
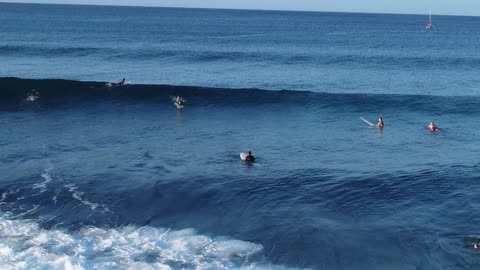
[{"x1": 1, "y1": 3, "x2": 480, "y2": 269}]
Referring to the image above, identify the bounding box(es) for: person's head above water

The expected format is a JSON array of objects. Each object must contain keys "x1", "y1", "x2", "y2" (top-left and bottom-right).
[{"x1": 248, "y1": 151, "x2": 252, "y2": 156}]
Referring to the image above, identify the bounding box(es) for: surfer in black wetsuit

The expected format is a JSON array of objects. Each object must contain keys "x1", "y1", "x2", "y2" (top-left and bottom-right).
[
  {"x1": 31, "y1": 89, "x2": 39, "y2": 97},
  {"x1": 118, "y1": 78, "x2": 125, "y2": 86},
  {"x1": 245, "y1": 151, "x2": 255, "y2": 163}
]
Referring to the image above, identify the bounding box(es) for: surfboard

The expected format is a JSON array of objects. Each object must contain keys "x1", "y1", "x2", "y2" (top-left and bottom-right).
[
  {"x1": 174, "y1": 103, "x2": 184, "y2": 109},
  {"x1": 240, "y1": 152, "x2": 248, "y2": 161},
  {"x1": 26, "y1": 95, "x2": 37, "y2": 102},
  {"x1": 360, "y1": 117, "x2": 374, "y2": 126}
]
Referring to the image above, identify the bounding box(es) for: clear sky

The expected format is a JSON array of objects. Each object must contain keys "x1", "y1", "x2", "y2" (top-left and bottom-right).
[{"x1": 1, "y1": 0, "x2": 479, "y2": 16}]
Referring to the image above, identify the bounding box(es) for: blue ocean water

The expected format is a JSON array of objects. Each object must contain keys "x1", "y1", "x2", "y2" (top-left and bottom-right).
[{"x1": 1, "y1": 3, "x2": 480, "y2": 269}]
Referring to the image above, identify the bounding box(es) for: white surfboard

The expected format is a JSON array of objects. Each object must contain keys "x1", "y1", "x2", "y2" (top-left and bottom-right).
[
  {"x1": 360, "y1": 117, "x2": 374, "y2": 126},
  {"x1": 240, "y1": 152, "x2": 248, "y2": 161},
  {"x1": 174, "y1": 103, "x2": 184, "y2": 109},
  {"x1": 26, "y1": 95, "x2": 37, "y2": 102}
]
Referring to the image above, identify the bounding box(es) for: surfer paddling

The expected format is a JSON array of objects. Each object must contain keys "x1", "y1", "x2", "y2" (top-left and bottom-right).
[{"x1": 118, "y1": 78, "x2": 125, "y2": 86}]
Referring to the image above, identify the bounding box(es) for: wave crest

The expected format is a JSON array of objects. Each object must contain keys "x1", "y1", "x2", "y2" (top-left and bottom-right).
[{"x1": 1, "y1": 77, "x2": 480, "y2": 115}]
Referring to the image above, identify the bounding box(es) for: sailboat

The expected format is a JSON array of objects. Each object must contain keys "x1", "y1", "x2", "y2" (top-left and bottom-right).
[{"x1": 425, "y1": 8, "x2": 433, "y2": 30}]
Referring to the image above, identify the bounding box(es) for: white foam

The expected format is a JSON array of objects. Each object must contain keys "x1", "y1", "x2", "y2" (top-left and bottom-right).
[
  {"x1": 0, "y1": 215, "x2": 299, "y2": 270},
  {"x1": 0, "y1": 187, "x2": 24, "y2": 203},
  {"x1": 32, "y1": 171, "x2": 53, "y2": 193},
  {"x1": 0, "y1": 191, "x2": 8, "y2": 202},
  {"x1": 64, "y1": 184, "x2": 109, "y2": 212},
  {"x1": 5, "y1": 205, "x2": 39, "y2": 219},
  {"x1": 2, "y1": 169, "x2": 55, "y2": 206}
]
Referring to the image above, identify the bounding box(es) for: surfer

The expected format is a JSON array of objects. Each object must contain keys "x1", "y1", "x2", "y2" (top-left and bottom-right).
[
  {"x1": 175, "y1": 96, "x2": 184, "y2": 106},
  {"x1": 245, "y1": 151, "x2": 255, "y2": 163},
  {"x1": 428, "y1": 121, "x2": 440, "y2": 132},
  {"x1": 118, "y1": 78, "x2": 125, "y2": 86},
  {"x1": 26, "y1": 89, "x2": 39, "y2": 101},
  {"x1": 30, "y1": 89, "x2": 39, "y2": 97},
  {"x1": 376, "y1": 117, "x2": 384, "y2": 128}
]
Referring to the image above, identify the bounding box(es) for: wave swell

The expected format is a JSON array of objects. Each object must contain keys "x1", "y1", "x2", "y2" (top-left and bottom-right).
[{"x1": 2, "y1": 77, "x2": 480, "y2": 115}]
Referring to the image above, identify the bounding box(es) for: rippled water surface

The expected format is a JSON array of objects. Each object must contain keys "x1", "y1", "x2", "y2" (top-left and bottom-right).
[{"x1": 1, "y1": 3, "x2": 480, "y2": 269}]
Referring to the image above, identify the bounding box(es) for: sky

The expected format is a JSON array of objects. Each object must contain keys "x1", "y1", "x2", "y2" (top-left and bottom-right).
[{"x1": 0, "y1": 0, "x2": 479, "y2": 16}]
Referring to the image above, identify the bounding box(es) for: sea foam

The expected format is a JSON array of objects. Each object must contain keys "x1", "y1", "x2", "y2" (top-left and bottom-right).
[{"x1": 0, "y1": 215, "x2": 298, "y2": 270}]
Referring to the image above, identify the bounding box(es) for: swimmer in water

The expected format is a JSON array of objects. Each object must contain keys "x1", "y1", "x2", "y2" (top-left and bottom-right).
[
  {"x1": 428, "y1": 121, "x2": 440, "y2": 132},
  {"x1": 245, "y1": 151, "x2": 255, "y2": 163},
  {"x1": 376, "y1": 117, "x2": 384, "y2": 128},
  {"x1": 118, "y1": 78, "x2": 125, "y2": 86}
]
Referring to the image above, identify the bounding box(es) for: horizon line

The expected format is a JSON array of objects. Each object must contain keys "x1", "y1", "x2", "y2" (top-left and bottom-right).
[{"x1": 1, "y1": 1, "x2": 478, "y2": 18}]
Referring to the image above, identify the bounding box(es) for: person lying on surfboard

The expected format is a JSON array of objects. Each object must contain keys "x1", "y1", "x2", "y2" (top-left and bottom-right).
[
  {"x1": 376, "y1": 117, "x2": 384, "y2": 128},
  {"x1": 428, "y1": 121, "x2": 440, "y2": 132}
]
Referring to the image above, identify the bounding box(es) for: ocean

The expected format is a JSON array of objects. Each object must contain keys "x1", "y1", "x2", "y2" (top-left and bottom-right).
[{"x1": 1, "y1": 3, "x2": 480, "y2": 269}]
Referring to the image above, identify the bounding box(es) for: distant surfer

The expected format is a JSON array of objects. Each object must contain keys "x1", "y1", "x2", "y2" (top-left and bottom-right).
[
  {"x1": 118, "y1": 78, "x2": 125, "y2": 86},
  {"x1": 428, "y1": 121, "x2": 440, "y2": 132},
  {"x1": 26, "y1": 89, "x2": 39, "y2": 101},
  {"x1": 240, "y1": 151, "x2": 255, "y2": 163},
  {"x1": 31, "y1": 89, "x2": 39, "y2": 97},
  {"x1": 376, "y1": 117, "x2": 384, "y2": 128},
  {"x1": 175, "y1": 96, "x2": 184, "y2": 106},
  {"x1": 246, "y1": 151, "x2": 255, "y2": 163}
]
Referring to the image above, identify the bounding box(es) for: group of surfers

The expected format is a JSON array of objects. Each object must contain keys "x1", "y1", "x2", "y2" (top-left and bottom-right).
[
  {"x1": 26, "y1": 79, "x2": 441, "y2": 164},
  {"x1": 373, "y1": 117, "x2": 440, "y2": 132},
  {"x1": 114, "y1": 79, "x2": 437, "y2": 133}
]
